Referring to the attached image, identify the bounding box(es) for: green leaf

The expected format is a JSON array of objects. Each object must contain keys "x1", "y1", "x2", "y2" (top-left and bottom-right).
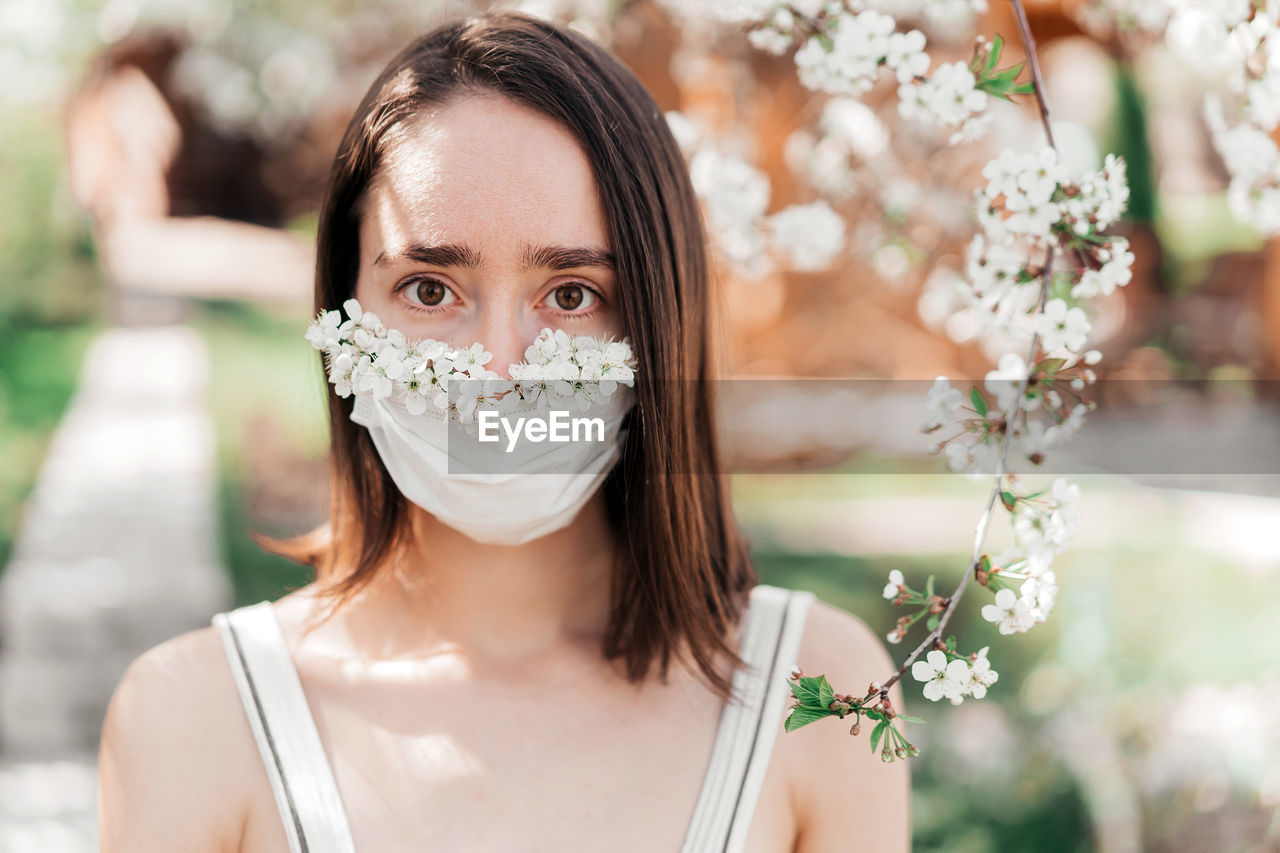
[
  {"x1": 925, "y1": 574, "x2": 935, "y2": 598},
  {"x1": 984, "y1": 34, "x2": 1004, "y2": 75},
  {"x1": 1010, "y1": 81, "x2": 1036, "y2": 95},
  {"x1": 785, "y1": 705, "x2": 834, "y2": 732},
  {"x1": 897, "y1": 714, "x2": 926, "y2": 724},
  {"x1": 926, "y1": 614, "x2": 939, "y2": 631},
  {"x1": 970, "y1": 387, "x2": 988, "y2": 417},
  {"x1": 790, "y1": 675, "x2": 823, "y2": 705},
  {"x1": 816, "y1": 675, "x2": 836, "y2": 711},
  {"x1": 977, "y1": 62, "x2": 1026, "y2": 100},
  {"x1": 1000, "y1": 490, "x2": 1016, "y2": 511},
  {"x1": 864, "y1": 708, "x2": 884, "y2": 722}
]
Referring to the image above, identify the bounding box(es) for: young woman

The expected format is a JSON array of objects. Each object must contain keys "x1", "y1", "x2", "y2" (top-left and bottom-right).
[{"x1": 98, "y1": 11, "x2": 909, "y2": 852}]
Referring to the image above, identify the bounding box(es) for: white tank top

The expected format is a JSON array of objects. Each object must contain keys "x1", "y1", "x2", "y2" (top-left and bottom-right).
[{"x1": 212, "y1": 583, "x2": 814, "y2": 853}]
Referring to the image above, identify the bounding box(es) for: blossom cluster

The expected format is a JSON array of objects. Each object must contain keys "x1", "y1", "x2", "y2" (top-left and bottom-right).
[
  {"x1": 305, "y1": 298, "x2": 637, "y2": 424},
  {"x1": 742, "y1": 2, "x2": 1026, "y2": 144},
  {"x1": 1077, "y1": 1, "x2": 1280, "y2": 233},
  {"x1": 923, "y1": 346, "x2": 1098, "y2": 478},
  {"x1": 672, "y1": 113, "x2": 848, "y2": 275},
  {"x1": 888, "y1": 478, "x2": 1074, "y2": 704},
  {"x1": 663, "y1": 0, "x2": 1124, "y2": 733},
  {"x1": 911, "y1": 647, "x2": 999, "y2": 704},
  {"x1": 953, "y1": 148, "x2": 1132, "y2": 357}
]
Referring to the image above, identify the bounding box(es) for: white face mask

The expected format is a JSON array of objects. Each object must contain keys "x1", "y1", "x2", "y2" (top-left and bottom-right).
[{"x1": 306, "y1": 299, "x2": 638, "y2": 546}]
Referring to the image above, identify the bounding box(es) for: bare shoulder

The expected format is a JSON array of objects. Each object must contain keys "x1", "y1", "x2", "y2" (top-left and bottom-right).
[
  {"x1": 777, "y1": 594, "x2": 911, "y2": 853},
  {"x1": 99, "y1": 623, "x2": 257, "y2": 853}
]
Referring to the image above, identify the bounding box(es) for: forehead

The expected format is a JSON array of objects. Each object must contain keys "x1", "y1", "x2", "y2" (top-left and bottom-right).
[{"x1": 360, "y1": 92, "x2": 610, "y2": 264}]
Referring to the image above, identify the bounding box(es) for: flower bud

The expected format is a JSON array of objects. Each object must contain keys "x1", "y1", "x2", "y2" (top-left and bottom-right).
[
  {"x1": 881, "y1": 747, "x2": 894, "y2": 763},
  {"x1": 849, "y1": 720, "x2": 861, "y2": 736},
  {"x1": 868, "y1": 681, "x2": 881, "y2": 695},
  {"x1": 787, "y1": 664, "x2": 803, "y2": 682},
  {"x1": 895, "y1": 747, "x2": 906, "y2": 759}
]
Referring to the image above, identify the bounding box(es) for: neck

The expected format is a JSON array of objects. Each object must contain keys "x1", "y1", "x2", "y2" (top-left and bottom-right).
[{"x1": 323, "y1": 491, "x2": 620, "y2": 677}]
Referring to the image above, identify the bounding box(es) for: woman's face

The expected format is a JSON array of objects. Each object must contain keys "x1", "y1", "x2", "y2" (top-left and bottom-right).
[{"x1": 354, "y1": 91, "x2": 623, "y2": 378}]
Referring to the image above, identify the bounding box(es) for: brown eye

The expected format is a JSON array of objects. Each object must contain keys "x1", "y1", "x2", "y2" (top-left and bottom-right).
[
  {"x1": 545, "y1": 282, "x2": 596, "y2": 313},
  {"x1": 416, "y1": 279, "x2": 448, "y2": 306}
]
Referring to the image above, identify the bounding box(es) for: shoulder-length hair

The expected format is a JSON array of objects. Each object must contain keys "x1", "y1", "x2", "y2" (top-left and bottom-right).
[{"x1": 268, "y1": 10, "x2": 757, "y2": 701}]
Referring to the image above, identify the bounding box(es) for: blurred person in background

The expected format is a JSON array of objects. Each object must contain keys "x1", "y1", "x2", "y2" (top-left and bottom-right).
[
  {"x1": 94, "y1": 11, "x2": 909, "y2": 853},
  {"x1": 64, "y1": 32, "x2": 312, "y2": 312}
]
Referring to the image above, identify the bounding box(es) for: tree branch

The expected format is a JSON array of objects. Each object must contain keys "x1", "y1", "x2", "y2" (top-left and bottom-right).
[{"x1": 859, "y1": 0, "x2": 1063, "y2": 709}]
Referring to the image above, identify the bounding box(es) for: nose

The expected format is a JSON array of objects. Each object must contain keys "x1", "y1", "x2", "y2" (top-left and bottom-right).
[{"x1": 473, "y1": 312, "x2": 533, "y2": 380}]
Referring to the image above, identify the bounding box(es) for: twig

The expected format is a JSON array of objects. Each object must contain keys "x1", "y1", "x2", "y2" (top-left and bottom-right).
[{"x1": 1010, "y1": 0, "x2": 1056, "y2": 149}]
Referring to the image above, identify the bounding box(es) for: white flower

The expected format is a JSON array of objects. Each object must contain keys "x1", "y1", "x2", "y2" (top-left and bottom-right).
[
  {"x1": 943, "y1": 434, "x2": 1001, "y2": 478},
  {"x1": 748, "y1": 24, "x2": 792, "y2": 55},
  {"x1": 1072, "y1": 238, "x2": 1134, "y2": 299},
  {"x1": 885, "y1": 29, "x2": 929, "y2": 84},
  {"x1": 1166, "y1": 8, "x2": 1243, "y2": 73},
  {"x1": 966, "y1": 233, "x2": 1027, "y2": 303},
  {"x1": 984, "y1": 351, "x2": 1031, "y2": 414},
  {"x1": 305, "y1": 309, "x2": 342, "y2": 349},
  {"x1": 793, "y1": 9, "x2": 896, "y2": 97},
  {"x1": 898, "y1": 61, "x2": 988, "y2": 136},
  {"x1": 981, "y1": 588, "x2": 1036, "y2": 635},
  {"x1": 962, "y1": 646, "x2": 999, "y2": 699},
  {"x1": 911, "y1": 650, "x2": 970, "y2": 702},
  {"x1": 924, "y1": 0, "x2": 986, "y2": 27},
  {"x1": 979, "y1": 148, "x2": 1065, "y2": 243},
  {"x1": 1034, "y1": 298, "x2": 1091, "y2": 353},
  {"x1": 1012, "y1": 477, "x2": 1080, "y2": 557},
  {"x1": 923, "y1": 375, "x2": 964, "y2": 432},
  {"x1": 882, "y1": 568, "x2": 904, "y2": 600},
  {"x1": 765, "y1": 199, "x2": 847, "y2": 272},
  {"x1": 454, "y1": 342, "x2": 493, "y2": 375},
  {"x1": 1208, "y1": 104, "x2": 1280, "y2": 180},
  {"x1": 1247, "y1": 71, "x2": 1280, "y2": 132},
  {"x1": 689, "y1": 148, "x2": 773, "y2": 272},
  {"x1": 1021, "y1": 569, "x2": 1058, "y2": 622}
]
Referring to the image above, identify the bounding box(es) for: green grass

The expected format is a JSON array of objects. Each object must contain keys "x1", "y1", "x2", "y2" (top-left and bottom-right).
[{"x1": 0, "y1": 323, "x2": 100, "y2": 571}]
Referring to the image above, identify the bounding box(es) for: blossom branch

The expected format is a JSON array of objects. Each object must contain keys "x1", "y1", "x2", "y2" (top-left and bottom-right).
[
  {"x1": 771, "y1": 0, "x2": 1121, "y2": 763},
  {"x1": 865, "y1": 0, "x2": 1066, "y2": 719},
  {"x1": 872, "y1": 248, "x2": 1056, "y2": 701}
]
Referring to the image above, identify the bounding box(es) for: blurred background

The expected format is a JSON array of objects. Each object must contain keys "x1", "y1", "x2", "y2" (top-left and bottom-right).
[{"x1": 0, "y1": 0, "x2": 1278, "y2": 851}]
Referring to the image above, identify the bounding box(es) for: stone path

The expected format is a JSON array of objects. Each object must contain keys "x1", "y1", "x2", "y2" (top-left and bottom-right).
[{"x1": 0, "y1": 325, "x2": 231, "y2": 851}]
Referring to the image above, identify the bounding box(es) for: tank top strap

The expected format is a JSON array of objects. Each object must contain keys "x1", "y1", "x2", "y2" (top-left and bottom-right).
[
  {"x1": 680, "y1": 584, "x2": 817, "y2": 853},
  {"x1": 212, "y1": 602, "x2": 357, "y2": 853}
]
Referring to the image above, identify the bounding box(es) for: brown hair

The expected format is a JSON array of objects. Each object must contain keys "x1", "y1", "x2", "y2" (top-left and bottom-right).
[{"x1": 267, "y1": 10, "x2": 757, "y2": 701}]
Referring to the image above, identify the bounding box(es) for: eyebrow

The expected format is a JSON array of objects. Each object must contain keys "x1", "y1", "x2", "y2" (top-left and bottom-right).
[{"x1": 373, "y1": 242, "x2": 616, "y2": 272}]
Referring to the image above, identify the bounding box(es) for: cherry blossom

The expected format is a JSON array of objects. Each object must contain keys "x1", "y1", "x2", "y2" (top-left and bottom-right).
[
  {"x1": 1033, "y1": 298, "x2": 1091, "y2": 354},
  {"x1": 306, "y1": 299, "x2": 637, "y2": 426},
  {"x1": 981, "y1": 588, "x2": 1036, "y2": 635},
  {"x1": 911, "y1": 650, "x2": 971, "y2": 702},
  {"x1": 883, "y1": 569, "x2": 905, "y2": 600}
]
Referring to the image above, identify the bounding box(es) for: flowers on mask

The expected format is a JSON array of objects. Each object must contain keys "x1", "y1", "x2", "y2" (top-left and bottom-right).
[{"x1": 305, "y1": 298, "x2": 638, "y2": 425}]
